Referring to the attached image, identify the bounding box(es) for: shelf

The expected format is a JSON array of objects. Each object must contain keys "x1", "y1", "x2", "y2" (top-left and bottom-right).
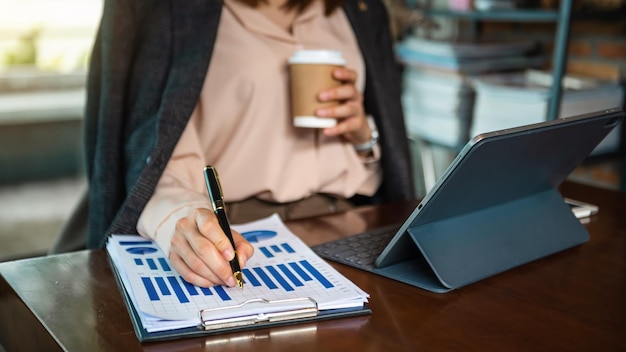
[
  {"x1": 424, "y1": 9, "x2": 560, "y2": 22},
  {"x1": 416, "y1": 0, "x2": 572, "y2": 121}
]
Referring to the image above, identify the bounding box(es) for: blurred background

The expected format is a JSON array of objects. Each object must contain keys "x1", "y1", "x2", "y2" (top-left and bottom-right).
[
  {"x1": 0, "y1": 0, "x2": 624, "y2": 263},
  {"x1": 0, "y1": 0, "x2": 99, "y2": 261}
]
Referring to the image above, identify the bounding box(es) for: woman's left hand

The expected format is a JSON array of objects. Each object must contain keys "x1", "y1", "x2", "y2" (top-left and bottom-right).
[{"x1": 316, "y1": 67, "x2": 372, "y2": 145}]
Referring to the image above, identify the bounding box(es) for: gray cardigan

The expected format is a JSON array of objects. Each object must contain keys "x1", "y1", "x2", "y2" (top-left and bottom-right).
[{"x1": 84, "y1": 0, "x2": 415, "y2": 249}]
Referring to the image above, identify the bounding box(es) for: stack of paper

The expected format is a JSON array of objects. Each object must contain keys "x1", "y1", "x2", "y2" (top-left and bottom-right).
[
  {"x1": 395, "y1": 36, "x2": 544, "y2": 75},
  {"x1": 402, "y1": 67, "x2": 475, "y2": 148},
  {"x1": 397, "y1": 36, "x2": 544, "y2": 149},
  {"x1": 470, "y1": 70, "x2": 624, "y2": 155},
  {"x1": 107, "y1": 214, "x2": 369, "y2": 333}
]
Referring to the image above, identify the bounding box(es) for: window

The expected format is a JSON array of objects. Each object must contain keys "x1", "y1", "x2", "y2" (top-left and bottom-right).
[{"x1": 0, "y1": 0, "x2": 102, "y2": 182}]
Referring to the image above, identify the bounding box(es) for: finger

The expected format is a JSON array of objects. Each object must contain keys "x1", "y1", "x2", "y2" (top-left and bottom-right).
[
  {"x1": 318, "y1": 99, "x2": 363, "y2": 131},
  {"x1": 332, "y1": 67, "x2": 357, "y2": 83},
  {"x1": 323, "y1": 111, "x2": 371, "y2": 144},
  {"x1": 194, "y1": 209, "x2": 236, "y2": 261},
  {"x1": 319, "y1": 68, "x2": 357, "y2": 102},
  {"x1": 320, "y1": 102, "x2": 360, "y2": 119},
  {"x1": 169, "y1": 251, "x2": 221, "y2": 287},
  {"x1": 318, "y1": 84, "x2": 358, "y2": 103},
  {"x1": 175, "y1": 211, "x2": 237, "y2": 287},
  {"x1": 169, "y1": 231, "x2": 225, "y2": 286},
  {"x1": 324, "y1": 116, "x2": 360, "y2": 137},
  {"x1": 231, "y1": 229, "x2": 254, "y2": 266}
]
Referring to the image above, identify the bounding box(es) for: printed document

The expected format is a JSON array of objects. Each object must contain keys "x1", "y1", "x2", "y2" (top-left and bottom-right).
[{"x1": 106, "y1": 214, "x2": 369, "y2": 332}]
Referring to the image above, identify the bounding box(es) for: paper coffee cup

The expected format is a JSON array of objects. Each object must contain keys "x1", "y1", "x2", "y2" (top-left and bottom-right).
[{"x1": 288, "y1": 50, "x2": 346, "y2": 128}]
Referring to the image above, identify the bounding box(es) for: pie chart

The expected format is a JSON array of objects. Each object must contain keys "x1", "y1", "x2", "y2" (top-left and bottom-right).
[
  {"x1": 126, "y1": 247, "x2": 158, "y2": 255},
  {"x1": 241, "y1": 230, "x2": 277, "y2": 243}
]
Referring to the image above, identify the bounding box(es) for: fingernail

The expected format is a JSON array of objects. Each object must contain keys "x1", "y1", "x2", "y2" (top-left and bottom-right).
[
  {"x1": 319, "y1": 92, "x2": 329, "y2": 101},
  {"x1": 317, "y1": 109, "x2": 328, "y2": 117}
]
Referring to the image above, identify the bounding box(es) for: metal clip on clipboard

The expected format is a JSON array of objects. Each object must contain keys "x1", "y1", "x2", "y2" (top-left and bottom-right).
[{"x1": 199, "y1": 297, "x2": 319, "y2": 330}]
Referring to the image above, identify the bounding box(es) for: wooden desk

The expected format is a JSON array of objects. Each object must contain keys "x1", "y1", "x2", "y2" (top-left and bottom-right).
[{"x1": 1, "y1": 181, "x2": 625, "y2": 351}]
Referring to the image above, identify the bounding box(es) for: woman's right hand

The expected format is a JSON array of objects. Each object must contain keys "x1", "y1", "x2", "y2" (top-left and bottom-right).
[{"x1": 167, "y1": 208, "x2": 254, "y2": 287}]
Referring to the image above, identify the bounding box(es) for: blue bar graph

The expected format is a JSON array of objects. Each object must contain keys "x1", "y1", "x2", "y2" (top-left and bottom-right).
[
  {"x1": 213, "y1": 286, "x2": 232, "y2": 301},
  {"x1": 289, "y1": 262, "x2": 312, "y2": 282},
  {"x1": 259, "y1": 243, "x2": 296, "y2": 258},
  {"x1": 260, "y1": 247, "x2": 274, "y2": 258},
  {"x1": 242, "y1": 268, "x2": 262, "y2": 287},
  {"x1": 120, "y1": 240, "x2": 153, "y2": 246},
  {"x1": 131, "y1": 241, "x2": 336, "y2": 309},
  {"x1": 139, "y1": 275, "x2": 239, "y2": 303},
  {"x1": 244, "y1": 262, "x2": 334, "y2": 291},
  {"x1": 281, "y1": 243, "x2": 295, "y2": 253},
  {"x1": 158, "y1": 258, "x2": 171, "y2": 272},
  {"x1": 278, "y1": 263, "x2": 303, "y2": 287},
  {"x1": 266, "y1": 266, "x2": 294, "y2": 292},
  {"x1": 146, "y1": 258, "x2": 158, "y2": 270},
  {"x1": 300, "y1": 260, "x2": 334, "y2": 288},
  {"x1": 181, "y1": 278, "x2": 199, "y2": 296},
  {"x1": 141, "y1": 277, "x2": 159, "y2": 301},
  {"x1": 253, "y1": 267, "x2": 278, "y2": 289},
  {"x1": 154, "y1": 277, "x2": 171, "y2": 295},
  {"x1": 167, "y1": 276, "x2": 189, "y2": 303}
]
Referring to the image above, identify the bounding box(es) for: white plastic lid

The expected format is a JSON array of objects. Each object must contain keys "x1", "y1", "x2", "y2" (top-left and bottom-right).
[
  {"x1": 288, "y1": 50, "x2": 346, "y2": 66},
  {"x1": 294, "y1": 116, "x2": 337, "y2": 128}
]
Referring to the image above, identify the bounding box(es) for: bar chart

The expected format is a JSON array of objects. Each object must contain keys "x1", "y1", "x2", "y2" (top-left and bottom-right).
[
  {"x1": 107, "y1": 214, "x2": 369, "y2": 330},
  {"x1": 135, "y1": 258, "x2": 335, "y2": 306}
]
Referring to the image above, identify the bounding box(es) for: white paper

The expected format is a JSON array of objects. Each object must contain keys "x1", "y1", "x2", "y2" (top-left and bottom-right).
[{"x1": 106, "y1": 214, "x2": 369, "y2": 332}]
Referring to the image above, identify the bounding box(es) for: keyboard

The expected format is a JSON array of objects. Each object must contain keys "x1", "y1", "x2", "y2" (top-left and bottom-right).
[{"x1": 312, "y1": 224, "x2": 400, "y2": 271}]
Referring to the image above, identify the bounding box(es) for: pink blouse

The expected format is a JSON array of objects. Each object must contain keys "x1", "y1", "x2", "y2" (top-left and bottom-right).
[{"x1": 137, "y1": 0, "x2": 381, "y2": 255}]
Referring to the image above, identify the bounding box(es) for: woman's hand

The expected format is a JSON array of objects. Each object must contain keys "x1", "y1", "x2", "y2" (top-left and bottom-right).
[
  {"x1": 168, "y1": 208, "x2": 254, "y2": 288},
  {"x1": 316, "y1": 67, "x2": 372, "y2": 145}
]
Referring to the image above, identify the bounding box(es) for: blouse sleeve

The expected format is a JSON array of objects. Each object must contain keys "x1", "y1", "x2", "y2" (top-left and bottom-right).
[{"x1": 136, "y1": 110, "x2": 212, "y2": 257}]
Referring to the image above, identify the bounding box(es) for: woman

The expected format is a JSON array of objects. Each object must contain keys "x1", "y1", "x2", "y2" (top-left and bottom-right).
[{"x1": 84, "y1": 0, "x2": 415, "y2": 287}]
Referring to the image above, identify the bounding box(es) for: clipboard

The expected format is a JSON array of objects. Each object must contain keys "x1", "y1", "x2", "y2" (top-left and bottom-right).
[
  {"x1": 109, "y1": 259, "x2": 370, "y2": 342},
  {"x1": 106, "y1": 215, "x2": 371, "y2": 342}
]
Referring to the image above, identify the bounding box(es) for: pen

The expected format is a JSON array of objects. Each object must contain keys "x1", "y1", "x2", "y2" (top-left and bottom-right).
[{"x1": 203, "y1": 165, "x2": 244, "y2": 289}]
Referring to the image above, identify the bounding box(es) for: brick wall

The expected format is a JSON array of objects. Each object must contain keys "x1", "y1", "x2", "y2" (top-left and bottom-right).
[
  {"x1": 478, "y1": 9, "x2": 626, "y2": 83},
  {"x1": 568, "y1": 17, "x2": 626, "y2": 82}
]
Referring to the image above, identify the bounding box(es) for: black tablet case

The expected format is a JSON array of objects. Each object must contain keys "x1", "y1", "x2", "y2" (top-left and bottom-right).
[{"x1": 319, "y1": 108, "x2": 624, "y2": 293}]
